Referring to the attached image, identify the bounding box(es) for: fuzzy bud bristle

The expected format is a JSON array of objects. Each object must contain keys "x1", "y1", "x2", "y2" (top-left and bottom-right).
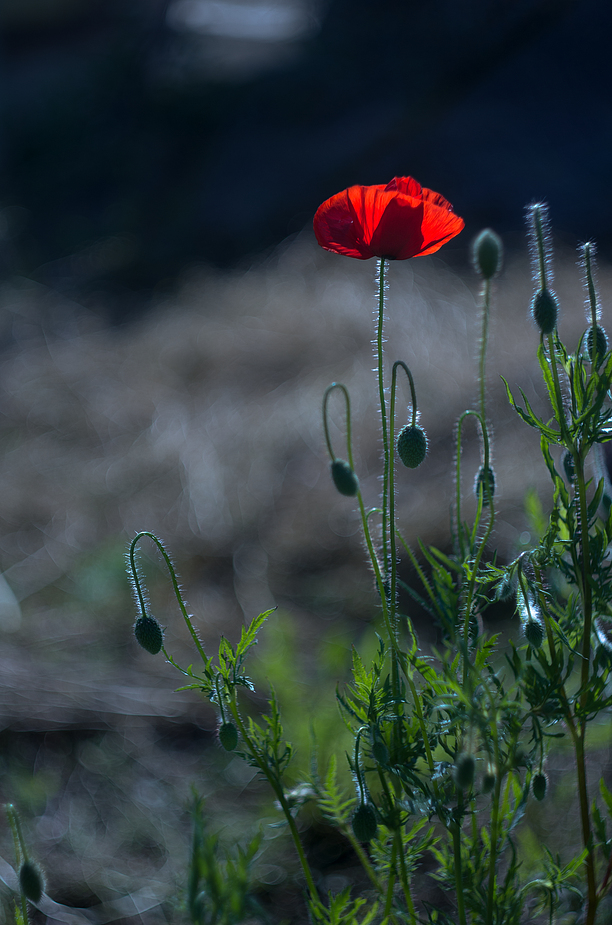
[
  {"x1": 19, "y1": 860, "x2": 44, "y2": 904},
  {"x1": 532, "y1": 289, "x2": 559, "y2": 335},
  {"x1": 351, "y1": 801, "x2": 378, "y2": 842}
]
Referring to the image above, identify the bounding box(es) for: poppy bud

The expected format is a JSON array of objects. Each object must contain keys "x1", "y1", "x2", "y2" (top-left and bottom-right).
[
  {"x1": 472, "y1": 229, "x2": 503, "y2": 280},
  {"x1": 532, "y1": 771, "x2": 548, "y2": 801},
  {"x1": 495, "y1": 575, "x2": 515, "y2": 602},
  {"x1": 532, "y1": 288, "x2": 559, "y2": 335},
  {"x1": 454, "y1": 753, "x2": 475, "y2": 790},
  {"x1": 562, "y1": 452, "x2": 575, "y2": 484},
  {"x1": 330, "y1": 459, "x2": 359, "y2": 497},
  {"x1": 134, "y1": 614, "x2": 163, "y2": 655},
  {"x1": 482, "y1": 767, "x2": 496, "y2": 794},
  {"x1": 19, "y1": 860, "x2": 44, "y2": 904},
  {"x1": 474, "y1": 466, "x2": 495, "y2": 506},
  {"x1": 524, "y1": 618, "x2": 544, "y2": 649},
  {"x1": 587, "y1": 324, "x2": 608, "y2": 366},
  {"x1": 396, "y1": 424, "x2": 427, "y2": 469},
  {"x1": 218, "y1": 721, "x2": 238, "y2": 751},
  {"x1": 351, "y1": 801, "x2": 378, "y2": 842}
]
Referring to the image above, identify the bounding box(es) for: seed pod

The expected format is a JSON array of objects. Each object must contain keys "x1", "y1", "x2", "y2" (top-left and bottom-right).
[
  {"x1": 351, "y1": 801, "x2": 378, "y2": 842},
  {"x1": 482, "y1": 767, "x2": 496, "y2": 794},
  {"x1": 396, "y1": 424, "x2": 427, "y2": 469},
  {"x1": 587, "y1": 324, "x2": 608, "y2": 367},
  {"x1": 330, "y1": 459, "x2": 359, "y2": 497},
  {"x1": 472, "y1": 229, "x2": 503, "y2": 280},
  {"x1": 19, "y1": 860, "x2": 44, "y2": 904},
  {"x1": 218, "y1": 722, "x2": 238, "y2": 751},
  {"x1": 454, "y1": 753, "x2": 475, "y2": 790},
  {"x1": 532, "y1": 771, "x2": 548, "y2": 801},
  {"x1": 562, "y1": 452, "x2": 575, "y2": 484},
  {"x1": 134, "y1": 614, "x2": 164, "y2": 655},
  {"x1": 474, "y1": 466, "x2": 495, "y2": 506},
  {"x1": 532, "y1": 288, "x2": 559, "y2": 335},
  {"x1": 524, "y1": 618, "x2": 544, "y2": 649}
]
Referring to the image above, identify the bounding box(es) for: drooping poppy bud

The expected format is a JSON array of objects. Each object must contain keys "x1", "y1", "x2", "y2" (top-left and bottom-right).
[
  {"x1": 482, "y1": 767, "x2": 496, "y2": 794},
  {"x1": 218, "y1": 722, "x2": 238, "y2": 751},
  {"x1": 396, "y1": 424, "x2": 427, "y2": 469},
  {"x1": 134, "y1": 614, "x2": 164, "y2": 655},
  {"x1": 330, "y1": 459, "x2": 359, "y2": 496},
  {"x1": 524, "y1": 618, "x2": 544, "y2": 649},
  {"x1": 532, "y1": 289, "x2": 559, "y2": 335},
  {"x1": 351, "y1": 801, "x2": 378, "y2": 842},
  {"x1": 474, "y1": 466, "x2": 495, "y2": 506},
  {"x1": 19, "y1": 860, "x2": 44, "y2": 904},
  {"x1": 454, "y1": 753, "x2": 475, "y2": 790},
  {"x1": 532, "y1": 771, "x2": 548, "y2": 801},
  {"x1": 472, "y1": 229, "x2": 503, "y2": 280},
  {"x1": 587, "y1": 324, "x2": 608, "y2": 367}
]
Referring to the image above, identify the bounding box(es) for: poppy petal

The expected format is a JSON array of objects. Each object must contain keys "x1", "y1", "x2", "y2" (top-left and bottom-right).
[
  {"x1": 368, "y1": 194, "x2": 425, "y2": 259},
  {"x1": 313, "y1": 189, "x2": 372, "y2": 259}
]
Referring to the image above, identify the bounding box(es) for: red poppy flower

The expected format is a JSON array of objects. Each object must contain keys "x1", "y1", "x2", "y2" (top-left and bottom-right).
[{"x1": 313, "y1": 176, "x2": 464, "y2": 260}]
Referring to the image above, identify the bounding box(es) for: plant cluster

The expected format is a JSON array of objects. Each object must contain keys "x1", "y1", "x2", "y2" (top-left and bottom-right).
[{"x1": 129, "y1": 179, "x2": 612, "y2": 925}]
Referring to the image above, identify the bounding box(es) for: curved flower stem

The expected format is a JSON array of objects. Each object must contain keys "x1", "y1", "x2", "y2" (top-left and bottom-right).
[
  {"x1": 129, "y1": 531, "x2": 208, "y2": 664},
  {"x1": 323, "y1": 382, "x2": 356, "y2": 466},
  {"x1": 376, "y1": 258, "x2": 390, "y2": 579}
]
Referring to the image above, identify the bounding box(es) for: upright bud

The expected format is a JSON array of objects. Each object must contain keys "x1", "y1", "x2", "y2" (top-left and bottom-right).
[
  {"x1": 532, "y1": 289, "x2": 559, "y2": 335},
  {"x1": 134, "y1": 614, "x2": 164, "y2": 655},
  {"x1": 472, "y1": 229, "x2": 503, "y2": 280},
  {"x1": 562, "y1": 451, "x2": 575, "y2": 484},
  {"x1": 396, "y1": 424, "x2": 427, "y2": 469},
  {"x1": 330, "y1": 459, "x2": 359, "y2": 497},
  {"x1": 482, "y1": 766, "x2": 496, "y2": 794},
  {"x1": 587, "y1": 324, "x2": 608, "y2": 367}
]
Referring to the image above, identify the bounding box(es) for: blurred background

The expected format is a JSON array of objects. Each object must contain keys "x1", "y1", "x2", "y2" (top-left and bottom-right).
[{"x1": 0, "y1": 0, "x2": 611, "y2": 922}]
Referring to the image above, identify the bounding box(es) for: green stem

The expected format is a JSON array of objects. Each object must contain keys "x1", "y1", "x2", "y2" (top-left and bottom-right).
[
  {"x1": 384, "y1": 835, "x2": 398, "y2": 920},
  {"x1": 574, "y1": 454, "x2": 598, "y2": 924},
  {"x1": 376, "y1": 258, "x2": 390, "y2": 578},
  {"x1": 395, "y1": 827, "x2": 417, "y2": 921},
  {"x1": 478, "y1": 278, "x2": 491, "y2": 427},
  {"x1": 452, "y1": 814, "x2": 467, "y2": 925},
  {"x1": 227, "y1": 697, "x2": 318, "y2": 900}
]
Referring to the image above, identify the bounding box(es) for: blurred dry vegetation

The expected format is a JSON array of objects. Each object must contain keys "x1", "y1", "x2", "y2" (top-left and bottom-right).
[{"x1": 0, "y1": 236, "x2": 607, "y2": 921}]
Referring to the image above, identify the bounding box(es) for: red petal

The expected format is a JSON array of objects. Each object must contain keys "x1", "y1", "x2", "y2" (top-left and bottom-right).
[
  {"x1": 313, "y1": 188, "x2": 373, "y2": 258},
  {"x1": 384, "y1": 176, "x2": 423, "y2": 198},
  {"x1": 368, "y1": 194, "x2": 425, "y2": 259},
  {"x1": 408, "y1": 202, "x2": 465, "y2": 258}
]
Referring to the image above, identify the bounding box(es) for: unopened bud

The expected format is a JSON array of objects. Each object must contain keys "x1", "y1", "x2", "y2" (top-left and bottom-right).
[
  {"x1": 218, "y1": 722, "x2": 238, "y2": 751},
  {"x1": 351, "y1": 801, "x2": 378, "y2": 842},
  {"x1": 330, "y1": 459, "x2": 359, "y2": 497},
  {"x1": 524, "y1": 618, "x2": 544, "y2": 649},
  {"x1": 19, "y1": 860, "x2": 44, "y2": 904},
  {"x1": 134, "y1": 615, "x2": 164, "y2": 655},
  {"x1": 532, "y1": 771, "x2": 548, "y2": 802},
  {"x1": 482, "y1": 767, "x2": 496, "y2": 794},
  {"x1": 532, "y1": 289, "x2": 559, "y2": 335},
  {"x1": 454, "y1": 753, "x2": 475, "y2": 790},
  {"x1": 587, "y1": 324, "x2": 608, "y2": 367},
  {"x1": 472, "y1": 229, "x2": 503, "y2": 280},
  {"x1": 396, "y1": 424, "x2": 427, "y2": 469}
]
